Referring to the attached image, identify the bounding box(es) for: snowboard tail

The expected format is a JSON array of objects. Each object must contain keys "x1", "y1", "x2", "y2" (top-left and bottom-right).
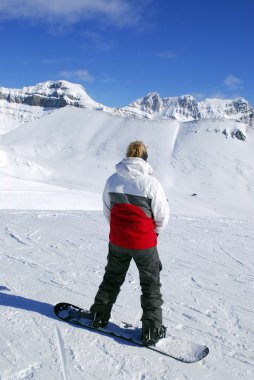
[{"x1": 54, "y1": 302, "x2": 209, "y2": 364}]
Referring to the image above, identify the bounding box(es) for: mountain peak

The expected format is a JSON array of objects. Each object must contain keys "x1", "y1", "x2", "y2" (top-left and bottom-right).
[
  {"x1": 128, "y1": 92, "x2": 162, "y2": 114},
  {"x1": 0, "y1": 80, "x2": 101, "y2": 109}
]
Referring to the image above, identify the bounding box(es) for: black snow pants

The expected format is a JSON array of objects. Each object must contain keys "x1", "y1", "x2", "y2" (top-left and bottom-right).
[{"x1": 90, "y1": 243, "x2": 163, "y2": 327}]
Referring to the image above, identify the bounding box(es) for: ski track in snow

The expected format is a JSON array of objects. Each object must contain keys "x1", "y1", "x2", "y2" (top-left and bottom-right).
[
  {"x1": 55, "y1": 326, "x2": 68, "y2": 380},
  {"x1": 0, "y1": 210, "x2": 254, "y2": 379}
]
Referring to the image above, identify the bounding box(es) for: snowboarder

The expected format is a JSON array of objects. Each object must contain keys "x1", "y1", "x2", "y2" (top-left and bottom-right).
[{"x1": 90, "y1": 141, "x2": 170, "y2": 346}]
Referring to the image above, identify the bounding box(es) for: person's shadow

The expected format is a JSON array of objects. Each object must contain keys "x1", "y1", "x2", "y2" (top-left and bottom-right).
[
  {"x1": 0, "y1": 286, "x2": 57, "y2": 320},
  {"x1": 0, "y1": 286, "x2": 140, "y2": 347}
]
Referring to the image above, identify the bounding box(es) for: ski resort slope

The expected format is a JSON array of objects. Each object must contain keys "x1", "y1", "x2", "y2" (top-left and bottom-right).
[
  {"x1": 0, "y1": 105, "x2": 253, "y2": 218},
  {"x1": 0, "y1": 211, "x2": 253, "y2": 379}
]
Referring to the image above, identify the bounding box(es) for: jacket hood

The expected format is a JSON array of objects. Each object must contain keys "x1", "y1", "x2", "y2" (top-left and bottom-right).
[{"x1": 115, "y1": 157, "x2": 153, "y2": 179}]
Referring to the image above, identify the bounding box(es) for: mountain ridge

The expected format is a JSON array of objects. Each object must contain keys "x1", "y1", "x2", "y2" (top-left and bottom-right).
[{"x1": 0, "y1": 80, "x2": 253, "y2": 129}]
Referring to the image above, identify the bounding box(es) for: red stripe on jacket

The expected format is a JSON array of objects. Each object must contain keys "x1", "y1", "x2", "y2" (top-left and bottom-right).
[{"x1": 109, "y1": 203, "x2": 157, "y2": 250}]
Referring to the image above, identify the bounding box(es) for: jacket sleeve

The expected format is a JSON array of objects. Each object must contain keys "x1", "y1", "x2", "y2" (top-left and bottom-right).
[
  {"x1": 102, "y1": 180, "x2": 111, "y2": 223},
  {"x1": 149, "y1": 178, "x2": 170, "y2": 233}
]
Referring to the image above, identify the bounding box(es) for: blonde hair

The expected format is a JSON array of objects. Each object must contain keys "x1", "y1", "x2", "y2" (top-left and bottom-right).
[{"x1": 126, "y1": 140, "x2": 148, "y2": 159}]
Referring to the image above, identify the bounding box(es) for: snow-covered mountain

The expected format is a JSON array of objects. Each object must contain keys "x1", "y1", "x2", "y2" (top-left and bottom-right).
[
  {"x1": 0, "y1": 81, "x2": 104, "y2": 135},
  {"x1": 123, "y1": 92, "x2": 254, "y2": 125},
  {"x1": 121, "y1": 93, "x2": 201, "y2": 121},
  {"x1": 0, "y1": 80, "x2": 102, "y2": 109},
  {"x1": 0, "y1": 81, "x2": 253, "y2": 135}
]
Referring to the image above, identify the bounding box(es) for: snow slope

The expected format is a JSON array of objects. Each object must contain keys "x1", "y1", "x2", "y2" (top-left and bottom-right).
[
  {"x1": 0, "y1": 106, "x2": 179, "y2": 208},
  {"x1": 0, "y1": 99, "x2": 52, "y2": 136},
  {"x1": 0, "y1": 106, "x2": 253, "y2": 217},
  {"x1": 169, "y1": 119, "x2": 254, "y2": 218},
  {"x1": 0, "y1": 211, "x2": 253, "y2": 379}
]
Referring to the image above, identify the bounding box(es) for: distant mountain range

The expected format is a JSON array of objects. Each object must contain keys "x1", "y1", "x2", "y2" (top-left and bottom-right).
[{"x1": 0, "y1": 81, "x2": 253, "y2": 132}]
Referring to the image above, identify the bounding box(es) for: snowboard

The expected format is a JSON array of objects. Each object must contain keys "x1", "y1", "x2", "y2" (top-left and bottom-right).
[{"x1": 54, "y1": 302, "x2": 209, "y2": 364}]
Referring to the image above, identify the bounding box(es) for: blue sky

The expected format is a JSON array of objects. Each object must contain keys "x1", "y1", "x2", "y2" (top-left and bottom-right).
[{"x1": 0, "y1": 0, "x2": 253, "y2": 107}]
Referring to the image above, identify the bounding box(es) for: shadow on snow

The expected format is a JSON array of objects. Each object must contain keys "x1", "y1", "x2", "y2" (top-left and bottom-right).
[{"x1": 0, "y1": 287, "x2": 141, "y2": 347}]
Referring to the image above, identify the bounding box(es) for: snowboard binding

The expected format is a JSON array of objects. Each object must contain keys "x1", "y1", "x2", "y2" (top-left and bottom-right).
[{"x1": 142, "y1": 325, "x2": 167, "y2": 346}]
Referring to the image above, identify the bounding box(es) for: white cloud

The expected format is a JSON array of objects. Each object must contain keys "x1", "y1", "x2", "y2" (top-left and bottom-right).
[
  {"x1": 158, "y1": 51, "x2": 178, "y2": 59},
  {"x1": 43, "y1": 57, "x2": 74, "y2": 65},
  {"x1": 81, "y1": 31, "x2": 113, "y2": 52},
  {"x1": 44, "y1": 58, "x2": 62, "y2": 65},
  {"x1": 0, "y1": 0, "x2": 139, "y2": 27},
  {"x1": 100, "y1": 74, "x2": 112, "y2": 83},
  {"x1": 223, "y1": 75, "x2": 243, "y2": 90},
  {"x1": 60, "y1": 69, "x2": 94, "y2": 82}
]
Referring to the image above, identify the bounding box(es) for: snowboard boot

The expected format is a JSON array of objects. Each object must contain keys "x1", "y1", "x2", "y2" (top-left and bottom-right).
[
  {"x1": 91, "y1": 311, "x2": 109, "y2": 328},
  {"x1": 90, "y1": 305, "x2": 111, "y2": 328},
  {"x1": 141, "y1": 325, "x2": 167, "y2": 346}
]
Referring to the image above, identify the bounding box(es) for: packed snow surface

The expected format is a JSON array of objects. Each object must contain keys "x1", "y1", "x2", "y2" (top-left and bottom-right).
[{"x1": 0, "y1": 211, "x2": 253, "y2": 379}]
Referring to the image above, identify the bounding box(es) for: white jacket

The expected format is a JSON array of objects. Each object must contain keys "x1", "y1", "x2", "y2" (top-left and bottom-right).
[{"x1": 103, "y1": 157, "x2": 170, "y2": 234}]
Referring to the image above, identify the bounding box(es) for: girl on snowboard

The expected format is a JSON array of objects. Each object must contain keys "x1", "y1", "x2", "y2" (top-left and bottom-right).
[{"x1": 90, "y1": 141, "x2": 169, "y2": 346}]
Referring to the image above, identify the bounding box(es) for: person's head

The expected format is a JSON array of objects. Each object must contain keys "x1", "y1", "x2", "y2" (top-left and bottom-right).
[{"x1": 126, "y1": 140, "x2": 148, "y2": 161}]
